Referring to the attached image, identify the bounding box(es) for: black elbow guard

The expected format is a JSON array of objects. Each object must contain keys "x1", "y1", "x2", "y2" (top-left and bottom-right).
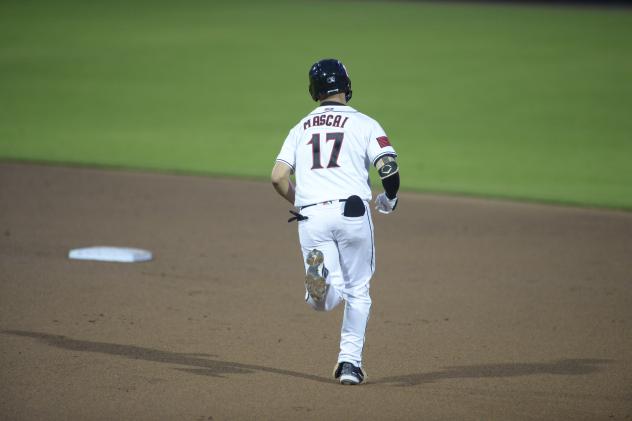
[
  {"x1": 382, "y1": 172, "x2": 400, "y2": 200},
  {"x1": 377, "y1": 157, "x2": 398, "y2": 179}
]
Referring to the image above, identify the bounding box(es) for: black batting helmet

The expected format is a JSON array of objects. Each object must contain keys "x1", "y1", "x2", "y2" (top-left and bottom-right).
[{"x1": 308, "y1": 58, "x2": 352, "y2": 102}]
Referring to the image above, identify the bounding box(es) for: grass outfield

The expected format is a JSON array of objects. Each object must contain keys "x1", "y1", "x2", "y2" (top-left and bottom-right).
[{"x1": 1, "y1": 0, "x2": 631, "y2": 209}]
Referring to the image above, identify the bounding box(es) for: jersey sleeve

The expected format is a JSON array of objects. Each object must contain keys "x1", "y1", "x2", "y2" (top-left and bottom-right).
[
  {"x1": 367, "y1": 120, "x2": 397, "y2": 166},
  {"x1": 275, "y1": 125, "x2": 299, "y2": 173}
]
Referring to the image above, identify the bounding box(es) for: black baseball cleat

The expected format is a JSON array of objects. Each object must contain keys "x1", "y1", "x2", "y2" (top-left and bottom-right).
[
  {"x1": 333, "y1": 362, "x2": 366, "y2": 385},
  {"x1": 305, "y1": 249, "x2": 328, "y2": 302}
]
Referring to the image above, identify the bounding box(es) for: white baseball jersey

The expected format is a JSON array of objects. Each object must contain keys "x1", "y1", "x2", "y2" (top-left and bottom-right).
[{"x1": 276, "y1": 105, "x2": 397, "y2": 207}]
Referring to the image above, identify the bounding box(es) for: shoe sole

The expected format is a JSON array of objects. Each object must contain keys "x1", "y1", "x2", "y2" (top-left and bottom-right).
[
  {"x1": 339, "y1": 375, "x2": 361, "y2": 385},
  {"x1": 305, "y1": 250, "x2": 327, "y2": 302}
]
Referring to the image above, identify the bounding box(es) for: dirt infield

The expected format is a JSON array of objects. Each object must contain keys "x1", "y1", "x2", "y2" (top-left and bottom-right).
[{"x1": 1, "y1": 162, "x2": 630, "y2": 420}]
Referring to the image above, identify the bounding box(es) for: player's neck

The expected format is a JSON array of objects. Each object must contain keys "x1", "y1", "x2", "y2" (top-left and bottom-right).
[{"x1": 319, "y1": 93, "x2": 347, "y2": 106}]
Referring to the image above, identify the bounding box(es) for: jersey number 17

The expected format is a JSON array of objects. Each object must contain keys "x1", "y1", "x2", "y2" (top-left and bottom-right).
[{"x1": 308, "y1": 132, "x2": 344, "y2": 169}]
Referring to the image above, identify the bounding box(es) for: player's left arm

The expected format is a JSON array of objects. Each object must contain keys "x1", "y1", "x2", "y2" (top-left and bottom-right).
[
  {"x1": 271, "y1": 161, "x2": 295, "y2": 204},
  {"x1": 374, "y1": 154, "x2": 400, "y2": 214}
]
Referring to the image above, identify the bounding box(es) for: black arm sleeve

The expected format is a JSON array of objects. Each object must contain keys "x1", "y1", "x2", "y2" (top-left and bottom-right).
[{"x1": 382, "y1": 172, "x2": 400, "y2": 200}]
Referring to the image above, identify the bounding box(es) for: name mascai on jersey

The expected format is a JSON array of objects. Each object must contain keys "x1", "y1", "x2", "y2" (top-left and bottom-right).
[
  {"x1": 303, "y1": 112, "x2": 349, "y2": 130},
  {"x1": 276, "y1": 105, "x2": 397, "y2": 207}
]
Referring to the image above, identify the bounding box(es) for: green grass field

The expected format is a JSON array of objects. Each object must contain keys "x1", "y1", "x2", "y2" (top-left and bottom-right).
[{"x1": 1, "y1": 0, "x2": 631, "y2": 209}]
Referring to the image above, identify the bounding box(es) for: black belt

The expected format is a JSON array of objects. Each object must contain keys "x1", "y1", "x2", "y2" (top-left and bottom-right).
[
  {"x1": 300, "y1": 199, "x2": 347, "y2": 210},
  {"x1": 288, "y1": 199, "x2": 348, "y2": 223}
]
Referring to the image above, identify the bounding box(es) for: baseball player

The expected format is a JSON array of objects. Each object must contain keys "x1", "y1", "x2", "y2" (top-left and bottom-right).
[{"x1": 271, "y1": 58, "x2": 400, "y2": 385}]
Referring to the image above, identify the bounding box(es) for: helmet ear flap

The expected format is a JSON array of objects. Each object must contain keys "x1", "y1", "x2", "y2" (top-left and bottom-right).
[{"x1": 309, "y1": 84, "x2": 318, "y2": 102}]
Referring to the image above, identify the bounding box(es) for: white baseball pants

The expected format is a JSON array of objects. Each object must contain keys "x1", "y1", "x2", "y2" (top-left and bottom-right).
[{"x1": 297, "y1": 200, "x2": 375, "y2": 367}]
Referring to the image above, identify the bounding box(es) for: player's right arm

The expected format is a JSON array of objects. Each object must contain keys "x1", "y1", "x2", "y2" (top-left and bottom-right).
[
  {"x1": 271, "y1": 161, "x2": 295, "y2": 205},
  {"x1": 367, "y1": 120, "x2": 399, "y2": 214},
  {"x1": 375, "y1": 155, "x2": 400, "y2": 214},
  {"x1": 376, "y1": 155, "x2": 400, "y2": 199}
]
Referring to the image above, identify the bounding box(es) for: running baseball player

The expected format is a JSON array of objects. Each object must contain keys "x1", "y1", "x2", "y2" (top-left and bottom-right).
[{"x1": 271, "y1": 58, "x2": 400, "y2": 385}]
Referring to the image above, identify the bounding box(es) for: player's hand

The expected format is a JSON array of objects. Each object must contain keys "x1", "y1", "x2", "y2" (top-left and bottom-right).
[{"x1": 375, "y1": 192, "x2": 398, "y2": 214}]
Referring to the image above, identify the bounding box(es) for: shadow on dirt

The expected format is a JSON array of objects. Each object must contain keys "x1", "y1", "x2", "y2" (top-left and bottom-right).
[
  {"x1": 3, "y1": 330, "x2": 611, "y2": 387},
  {"x1": 2, "y1": 330, "x2": 332, "y2": 384},
  {"x1": 375, "y1": 358, "x2": 611, "y2": 386}
]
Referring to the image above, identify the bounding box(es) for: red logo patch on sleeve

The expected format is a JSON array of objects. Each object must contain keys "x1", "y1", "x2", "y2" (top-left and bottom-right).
[{"x1": 377, "y1": 136, "x2": 391, "y2": 148}]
